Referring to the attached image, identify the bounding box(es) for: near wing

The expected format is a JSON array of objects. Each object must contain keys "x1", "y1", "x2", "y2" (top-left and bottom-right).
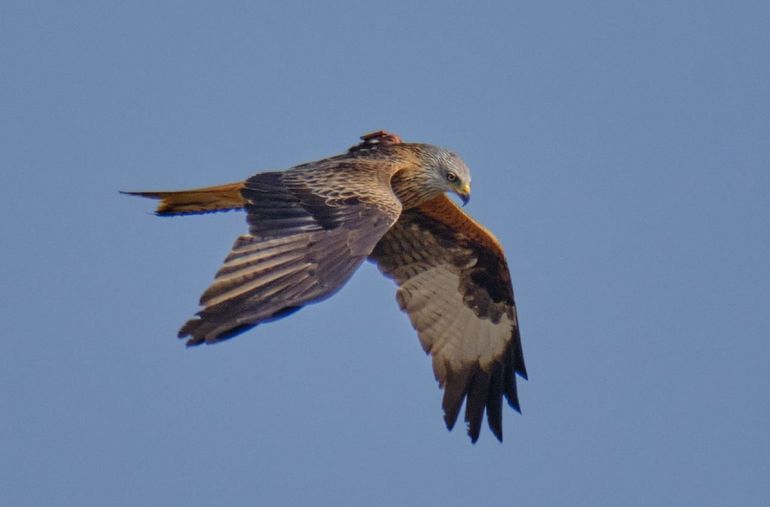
[
  {"x1": 181, "y1": 169, "x2": 401, "y2": 345},
  {"x1": 370, "y1": 194, "x2": 527, "y2": 442}
]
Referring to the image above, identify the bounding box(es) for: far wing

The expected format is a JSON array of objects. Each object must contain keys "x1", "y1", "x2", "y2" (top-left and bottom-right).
[
  {"x1": 180, "y1": 169, "x2": 401, "y2": 346},
  {"x1": 370, "y1": 194, "x2": 527, "y2": 442}
]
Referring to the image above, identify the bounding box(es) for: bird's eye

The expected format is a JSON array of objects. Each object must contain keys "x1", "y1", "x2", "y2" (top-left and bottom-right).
[{"x1": 446, "y1": 172, "x2": 458, "y2": 183}]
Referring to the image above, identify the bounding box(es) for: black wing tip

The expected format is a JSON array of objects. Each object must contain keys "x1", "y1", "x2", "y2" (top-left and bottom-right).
[
  {"x1": 514, "y1": 336, "x2": 528, "y2": 381},
  {"x1": 504, "y1": 380, "x2": 523, "y2": 415},
  {"x1": 484, "y1": 364, "x2": 505, "y2": 442},
  {"x1": 443, "y1": 414, "x2": 457, "y2": 433},
  {"x1": 178, "y1": 320, "x2": 256, "y2": 347},
  {"x1": 179, "y1": 325, "x2": 206, "y2": 348},
  {"x1": 446, "y1": 413, "x2": 494, "y2": 444},
  {"x1": 487, "y1": 423, "x2": 503, "y2": 443},
  {"x1": 450, "y1": 410, "x2": 503, "y2": 443},
  {"x1": 446, "y1": 406, "x2": 485, "y2": 443},
  {"x1": 463, "y1": 370, "x2": 490, "y2": 445},
  {"x1": 177, "y1": 305, "x2": 301, "y2": 348},
  {"x1": 441, "y1": 367, "x2": 471, "y2": 434},
  {"x1": 442, "y1": 363, "x2": 519, "y2": 443}
]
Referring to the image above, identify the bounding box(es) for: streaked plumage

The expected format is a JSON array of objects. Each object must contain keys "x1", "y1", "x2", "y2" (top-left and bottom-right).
[{"x1": 123, "y1": 131, "x2": 527, "y2": 443}]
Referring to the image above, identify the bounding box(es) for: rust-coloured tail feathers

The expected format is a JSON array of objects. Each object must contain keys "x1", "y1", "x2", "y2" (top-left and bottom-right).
[{"x1": 121, "y1": 182, "x2": 246, "y2": 216}]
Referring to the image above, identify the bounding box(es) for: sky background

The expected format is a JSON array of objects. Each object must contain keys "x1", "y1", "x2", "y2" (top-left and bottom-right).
[{"x1": 2, "y1": 1, "x2": 769, "y2": 506}]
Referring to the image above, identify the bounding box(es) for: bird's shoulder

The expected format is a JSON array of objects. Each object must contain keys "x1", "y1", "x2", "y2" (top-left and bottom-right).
[{"x1": 413, "y1": 194, "x2": 507, "y2": 261}]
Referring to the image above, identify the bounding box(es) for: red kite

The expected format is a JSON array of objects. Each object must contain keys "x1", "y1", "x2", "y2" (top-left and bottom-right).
[{"x1": 124, "y1": 131, "x2": 527, "y2": 442}]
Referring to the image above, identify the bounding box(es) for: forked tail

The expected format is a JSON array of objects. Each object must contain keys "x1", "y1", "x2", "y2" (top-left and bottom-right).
[{"x1": 121, "y1": 182, "x2": 246, "y2": 216}]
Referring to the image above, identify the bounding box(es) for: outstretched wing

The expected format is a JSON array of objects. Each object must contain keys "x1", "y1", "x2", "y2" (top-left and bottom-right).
[
  {"x1": 181, "y1": 166, "x2": 401, "y2": 346},
  {"x1": 370, "y1": 194, "x2": 527, "y2": 443}
]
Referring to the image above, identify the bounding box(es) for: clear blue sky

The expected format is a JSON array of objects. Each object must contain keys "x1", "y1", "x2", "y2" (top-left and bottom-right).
[{"x1": 2, "y1": 1, "x2": 768, "y2": 506}]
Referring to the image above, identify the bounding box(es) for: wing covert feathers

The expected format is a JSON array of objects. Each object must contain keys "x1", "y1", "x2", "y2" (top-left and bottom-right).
[{"x1": 370, "y1": 194, "x2": 527, "y2": 443}]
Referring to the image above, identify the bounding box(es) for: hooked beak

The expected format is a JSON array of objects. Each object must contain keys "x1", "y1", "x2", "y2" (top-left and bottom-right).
[{"x1": 457, "y1": 183, "x2": 471, "y2": 206}]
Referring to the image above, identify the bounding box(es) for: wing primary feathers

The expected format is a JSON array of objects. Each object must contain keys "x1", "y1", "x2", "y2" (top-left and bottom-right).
[
  {"x1": 181, "y1": 304, "x2": 302, "y2": 347},
  {"x1": 514, "y1": 330, "x2": 528, "y2": 380},
  {"x1": 182, "y1": 322, "x2": 255, "y2": 346},
  {"x1": 464, "y1": 370, "x2": 491, "y2": 443},
  {"x1": 486, "y1": 362, "x2": 505, "y2": 442},
  {"x1": 441, "y1": 367, "x2": 473, "y2": 431},
  {"x1": 503, "y1": 343, "x2": 522, "y2": 413}
]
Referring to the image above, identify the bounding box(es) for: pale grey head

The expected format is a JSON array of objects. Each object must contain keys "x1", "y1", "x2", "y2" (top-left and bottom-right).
[{"x1": 418, "y1": 145, "x2": 473, "y2": 206}]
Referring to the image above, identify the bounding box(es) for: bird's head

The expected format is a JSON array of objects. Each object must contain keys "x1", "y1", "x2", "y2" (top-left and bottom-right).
[{"x1": 423, "y1": 146, "x2": 472, "y2": 206}]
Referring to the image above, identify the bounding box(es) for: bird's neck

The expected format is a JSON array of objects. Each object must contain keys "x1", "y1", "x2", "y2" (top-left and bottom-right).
[{"x1": 390, "y1": 169, "x2": 442, "y2": 209}]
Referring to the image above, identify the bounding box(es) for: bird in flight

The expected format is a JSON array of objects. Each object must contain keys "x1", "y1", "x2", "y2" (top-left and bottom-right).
[{"x1": 123, "y1": 130, "x2": 527, "y2": 442}]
